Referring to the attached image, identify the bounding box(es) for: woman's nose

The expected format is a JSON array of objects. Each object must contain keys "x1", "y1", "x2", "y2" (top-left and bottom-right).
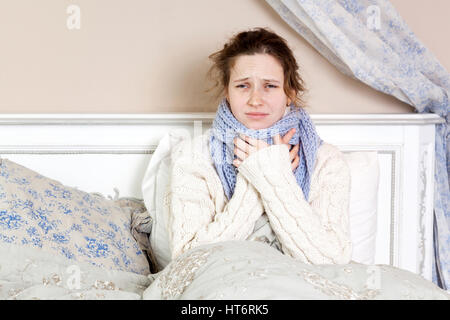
[{"x1": 248, "y1": 88, "x2": 263, "y2": 106}]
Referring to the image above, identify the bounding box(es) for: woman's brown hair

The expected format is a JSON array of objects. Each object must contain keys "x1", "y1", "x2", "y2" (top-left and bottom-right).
[{"x1": 206, "y1": 27, "x2": 306, "y2": 108}]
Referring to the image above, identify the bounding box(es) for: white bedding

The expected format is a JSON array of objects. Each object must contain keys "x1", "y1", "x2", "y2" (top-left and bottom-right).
[
  {"x1": 2, "y1": 240, "x2": 448, "y2": 300},
  {"x1": 143, "y1": 241, "x2": 448, "y2": 300}
]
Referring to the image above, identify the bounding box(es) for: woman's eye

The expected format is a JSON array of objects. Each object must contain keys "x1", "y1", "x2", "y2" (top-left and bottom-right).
[{"x1": 236, "y1": 84, "x2": 277, "y2": 88}]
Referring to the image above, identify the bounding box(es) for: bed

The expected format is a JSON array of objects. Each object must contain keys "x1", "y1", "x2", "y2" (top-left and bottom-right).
[{"x1": 0, "y1": 112, "x2": 448, "y2": 300}]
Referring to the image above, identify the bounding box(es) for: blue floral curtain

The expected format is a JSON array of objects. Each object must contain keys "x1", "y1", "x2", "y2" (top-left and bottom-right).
[{"x1": 265, "y1": 0, "x2": 449, "y2": 289}]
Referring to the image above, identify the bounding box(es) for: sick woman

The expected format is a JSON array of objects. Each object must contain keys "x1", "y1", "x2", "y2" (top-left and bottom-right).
[{"x1": 165, "y1": 27, "x2": 352, "y2": 265}]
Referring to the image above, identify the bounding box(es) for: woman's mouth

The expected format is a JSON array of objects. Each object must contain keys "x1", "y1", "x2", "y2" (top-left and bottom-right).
[{"x1": 246, "y1": 113, "x2": 269, "y2": 119}]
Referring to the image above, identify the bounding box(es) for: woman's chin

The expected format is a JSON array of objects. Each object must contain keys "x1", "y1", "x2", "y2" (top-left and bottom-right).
[
  {"x1": 246, "y1": 124, "x2": 271, "y2": 130},
  {"x1": 244, "y1": 119, "x2": 275, "y2": 130}
]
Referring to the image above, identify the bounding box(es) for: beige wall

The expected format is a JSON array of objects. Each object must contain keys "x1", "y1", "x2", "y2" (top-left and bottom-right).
[{"x1": 0, "y1": 0, "x2": 448, "y2": 114}]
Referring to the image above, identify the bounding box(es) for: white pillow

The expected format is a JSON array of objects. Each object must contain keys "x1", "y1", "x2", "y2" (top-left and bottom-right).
[
  {"x1": 142, "y1": 133, "x2": 380, "y2": 269},
  {"x1": 343, "y1": 151, "x2": 379, "y2": 264},
  {"x1": 142, "y1": 131, "x2": 189, "y2": 271}
]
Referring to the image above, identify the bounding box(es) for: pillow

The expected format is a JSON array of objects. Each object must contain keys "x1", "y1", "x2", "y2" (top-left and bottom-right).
[
  {"x1": 142, "y1": 132, "x2": 380, "y2": 269},
  {"x1": 142, "y1": 131, "x2": 189, "y2": 271},
  {"x1": 0, "y1": 158, "x2": 151, "y2": 275},
  {"x1": 113, "y1": 196, "x2": 158, "y2": 274},
  {"x1": 343, "y1": 151, "x2": 379, "y2": 264}
]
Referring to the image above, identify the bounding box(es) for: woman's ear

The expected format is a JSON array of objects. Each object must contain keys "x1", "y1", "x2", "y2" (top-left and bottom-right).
[{"x1": 286, "y1": 90, "x2": 294, "y2": 106}]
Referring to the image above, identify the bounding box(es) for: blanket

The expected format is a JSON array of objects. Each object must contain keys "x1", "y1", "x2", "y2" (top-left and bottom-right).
[{"x1": 1, "y1": 240, "x2": 448, "y2": 300}]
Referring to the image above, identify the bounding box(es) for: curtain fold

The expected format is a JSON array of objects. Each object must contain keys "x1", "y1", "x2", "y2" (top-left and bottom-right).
[{"x1": 265, "y1": 0, "x2": 449, "y2": 289}]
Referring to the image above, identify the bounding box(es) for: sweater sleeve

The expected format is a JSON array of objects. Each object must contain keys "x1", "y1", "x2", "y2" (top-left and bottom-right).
[
  {"x1": 237, "y1": 143, "x2": 352, "y2": 264},
  {"x1": 166, "y1": 151, "x2": 264, "y2": 260}
]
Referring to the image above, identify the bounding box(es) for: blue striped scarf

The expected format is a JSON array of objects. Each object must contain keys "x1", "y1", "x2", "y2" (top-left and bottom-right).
[{"x1": 209, "y1": 98, "x2": 323, "y2": 201}]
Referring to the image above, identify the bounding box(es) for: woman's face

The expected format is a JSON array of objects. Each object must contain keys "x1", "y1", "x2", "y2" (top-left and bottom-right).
[{"x1": 226, "y1": 53, "x2": 292, "y2": 130}]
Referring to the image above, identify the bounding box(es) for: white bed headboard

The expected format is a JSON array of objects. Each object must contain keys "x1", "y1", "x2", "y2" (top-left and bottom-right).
[{"x1": 0, "y1": 113, "x2": 444, "y2": 282}]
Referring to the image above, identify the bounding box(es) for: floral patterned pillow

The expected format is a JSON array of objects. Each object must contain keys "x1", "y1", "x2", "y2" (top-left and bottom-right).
[{"x1": 0, "y1": 158, "x2": 150, "y2": 275}]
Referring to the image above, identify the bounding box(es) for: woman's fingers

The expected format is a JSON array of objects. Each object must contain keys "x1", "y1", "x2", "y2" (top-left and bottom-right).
[
  {"x1": 233, "y1": 133, "x2": 299, "y2": 170},
  {"x1": 291, "y1": 154, "x2": 300, "y2": 171},
  {"x1": 289, "y1": 143, "x2": 299, "y2": 160},
  {"x1": 233, "y1": 135, "x2": 300, "y2": 171},
  {"x1": 290, "y1": 143, "x2": 300, "y2": 171},
  {"x1": 273, "y1": 134, "x2": 282, "y2": 145},
  {"x1": 241, "y1": 134, "x2": 269, "y2": 149},
  {"x1": 234, "y1": 146, "x2": 248, "y2": 161},
  {"x1": 233, "y1": 135, "x2": 264, "y2": 167},
  {"x1": 282, "y1": 128, "x2": 296, "y2": 144},
  {"x1": 273, "y1": 128, "x2": 296, "y2": 145},
  {"x1": 234, "y1": 136, "x2": 256, "y2": 154}
]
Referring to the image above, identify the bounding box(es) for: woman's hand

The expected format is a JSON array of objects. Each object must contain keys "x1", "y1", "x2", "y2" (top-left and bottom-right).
[
  {"x1": 233, "y1": 128, "x2": 300, "y2": 171},
  {"x1": 274, "y1": 130, "x2": 300, "y2": 172}
]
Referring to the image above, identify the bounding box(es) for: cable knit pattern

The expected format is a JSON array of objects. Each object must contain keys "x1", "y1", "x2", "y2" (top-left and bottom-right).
[
  {"x1": 166, "y1": 133, "x2": 352, "y2": 264},
  {"x1": 238, "y1": 143, "x2": 352, "y2": 264},
  {"x1": 167, "y1": 134, "x2": 264, "y2": 260}
]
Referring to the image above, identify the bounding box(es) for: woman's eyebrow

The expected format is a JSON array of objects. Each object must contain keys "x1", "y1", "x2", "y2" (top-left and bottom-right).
[
  {"x1": 264, "y1": 79, "x2": 280, "y2": 83},
  {"x1": 233, "y1": 77, "x2": 249, "y2": 82},
  {"x1": 233, "y1": 77, "x2": 280, "y2": 83}
]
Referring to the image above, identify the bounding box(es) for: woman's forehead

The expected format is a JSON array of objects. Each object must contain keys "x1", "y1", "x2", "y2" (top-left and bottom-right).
[{"x1": 230, "y1": 54, "x2": 284, "y2": 81}]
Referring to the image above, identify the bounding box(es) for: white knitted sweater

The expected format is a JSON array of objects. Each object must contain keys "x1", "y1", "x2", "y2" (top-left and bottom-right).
[{"x1": 165, "y1": 133, "x2": 352, "y2": 265}]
